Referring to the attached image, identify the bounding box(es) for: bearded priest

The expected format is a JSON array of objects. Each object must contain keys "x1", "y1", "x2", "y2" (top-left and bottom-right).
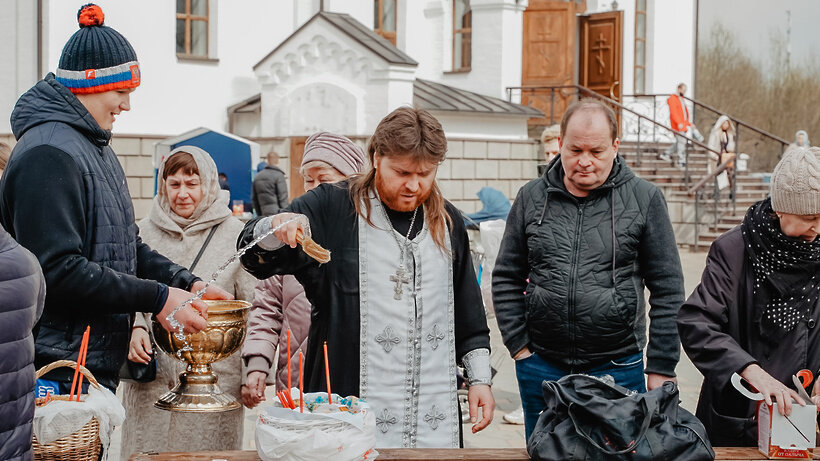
[{"x1": 238, "y1": 107, "x2": 494, "y2": 447}]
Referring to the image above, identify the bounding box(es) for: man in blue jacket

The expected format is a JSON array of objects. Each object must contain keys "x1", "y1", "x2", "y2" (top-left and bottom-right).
[
  {"x1": 0, "y1": 4, "x2": 228, "y2": 392},
  {"x1": 493, "y1": 100, "x2": 684, "y2": 438}
]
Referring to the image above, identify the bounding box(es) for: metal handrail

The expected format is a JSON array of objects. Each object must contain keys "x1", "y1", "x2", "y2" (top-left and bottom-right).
[
  {"x1": 687, "y1": 159, "x2": 731, "y2": 196},
  {"x1": 623, "y1": 93, "x2": 789, "y2": 158},
  {"x1": 627, "y1": 93, "x2": 790, "y2": 145},
  {"x1": 507, "y1": 84, "x2": 725, "y2": 176}
]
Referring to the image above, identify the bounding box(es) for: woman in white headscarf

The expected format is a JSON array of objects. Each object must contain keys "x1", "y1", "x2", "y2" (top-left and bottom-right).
[
  {"x1": 707, "y1": 115, "x2": 736, "y2": 175},
  {"x1": 789, "y1": 130, "x2": 811, "y2": 151},
  {"x1": 120, "y1": 146, "x2": 257, "y2": 458}
]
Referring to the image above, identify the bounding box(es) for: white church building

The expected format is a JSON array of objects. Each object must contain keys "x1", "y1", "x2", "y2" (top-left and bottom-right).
[{"x1": 1, "y1": 0, "x2": 697, "y2": 216}]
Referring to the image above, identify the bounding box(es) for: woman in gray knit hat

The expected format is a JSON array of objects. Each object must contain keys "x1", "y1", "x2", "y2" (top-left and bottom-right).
[
  {"x1": 678, "y1": 146, "x2": 820, "y2": 447},
  {"x1": 240, "y1": 132, "x2": 366, "y2": 406}
]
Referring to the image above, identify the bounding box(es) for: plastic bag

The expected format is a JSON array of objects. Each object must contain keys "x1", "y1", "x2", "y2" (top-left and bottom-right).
[
  {"x1": 32, "y1": 384, "x2": 125, "y2": 461},
  {"x1": 255, "y1": 391, "x2": 377, "y2": 461},
  {"x1": 479, "y1": 219, "x2": 506, "y2": 316}
]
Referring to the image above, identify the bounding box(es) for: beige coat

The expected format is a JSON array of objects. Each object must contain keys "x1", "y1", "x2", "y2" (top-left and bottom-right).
[{"x1": 119, "y1": 147, "x2": 257, "y2": 459}]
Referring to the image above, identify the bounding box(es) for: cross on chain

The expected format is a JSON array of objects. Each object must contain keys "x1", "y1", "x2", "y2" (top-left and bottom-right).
[{"x1": 390, "y1": 266, "x2": 411, "y2": 300}]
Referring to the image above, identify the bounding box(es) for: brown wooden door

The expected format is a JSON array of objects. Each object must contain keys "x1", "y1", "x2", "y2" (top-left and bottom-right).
[
  {"x1": 579, "y1": 10, "x2": 623, "y2": 102},
  {"x1": 521, "y1": 0, "x2": 577, "y2": 125},
  {"x1": 289, "y1": 136, "x2": 307, "y2": 200}
]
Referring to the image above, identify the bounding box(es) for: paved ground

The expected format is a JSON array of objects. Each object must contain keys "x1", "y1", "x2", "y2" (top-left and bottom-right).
[{"x1": 110, "y1": 248, "x2": 710, "y2": 459}]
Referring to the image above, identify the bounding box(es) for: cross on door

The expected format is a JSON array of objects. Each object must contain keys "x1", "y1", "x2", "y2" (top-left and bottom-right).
[{"x1": 592, "y1": 32, "x2": 610, "y2": 74}]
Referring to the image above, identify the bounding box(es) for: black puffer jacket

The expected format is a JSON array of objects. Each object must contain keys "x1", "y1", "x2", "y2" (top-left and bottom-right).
[
  {"x1": 0, "y1": 74, "x2": 197, "y2": 389},
  {"x1": 252, "y1": 165, "x2": 289, "y2": 216},
  {"x1": 493, "y1": 155, "x2": 683, "y2": 376},
  {"x1": 0, "y1": 227, "x2": 45, "y2": 461}
]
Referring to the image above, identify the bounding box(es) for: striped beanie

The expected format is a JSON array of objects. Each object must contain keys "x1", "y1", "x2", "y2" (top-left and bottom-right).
[
  {"x1": 55, "y1": 4, "x2": 140, "y2": 94},
  {"x1": 302, "y1": 132, "x2": 367, "y2": 176}
]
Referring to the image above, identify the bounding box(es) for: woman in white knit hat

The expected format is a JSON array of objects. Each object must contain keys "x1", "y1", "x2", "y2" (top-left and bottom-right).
[{"x1": 678, "y1": 146, "x2": 820, "y2": 447}]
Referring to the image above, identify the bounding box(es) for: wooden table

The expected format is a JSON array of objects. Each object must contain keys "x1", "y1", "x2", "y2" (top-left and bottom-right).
[{"x1": 129, "y1": 447, "x2": 820, "y2": 460}]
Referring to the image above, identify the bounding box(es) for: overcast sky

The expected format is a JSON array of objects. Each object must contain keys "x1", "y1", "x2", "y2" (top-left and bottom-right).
[{"x1": 698, "y1": 0, "x2": 820, "y2": 68}]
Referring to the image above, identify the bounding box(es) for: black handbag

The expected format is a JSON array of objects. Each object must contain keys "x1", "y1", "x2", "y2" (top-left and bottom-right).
[
  {"x1": 119, "y1": 350, "x2": 157, "y2": 383},
  {"x1": 527, "y1": 374, "x2": 715, "y2": 461}
]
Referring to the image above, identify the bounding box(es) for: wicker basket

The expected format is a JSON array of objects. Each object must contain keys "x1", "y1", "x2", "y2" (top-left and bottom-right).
[{"x1": 32, "y1": 360, "x2": 103, "y2": 461}]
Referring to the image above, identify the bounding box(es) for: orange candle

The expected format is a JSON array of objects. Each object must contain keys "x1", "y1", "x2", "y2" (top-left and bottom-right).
[
  {"x1": 69, "y1": 326, "x2": 90, "y2": 401},
  {"x1": 299, "y1": 351, "x2": 304, "y2": 413},
  {"x1": 286, "y1": 330, "x2": 292, "y2": 391},
  {"x1": 323, "y1": 341, "x2": 332, "y2": 403}
]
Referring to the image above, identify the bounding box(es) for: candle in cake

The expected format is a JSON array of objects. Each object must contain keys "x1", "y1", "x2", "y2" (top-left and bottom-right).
[{"x1": 323, "y1": 341, "x2": 332, "y2": 402}]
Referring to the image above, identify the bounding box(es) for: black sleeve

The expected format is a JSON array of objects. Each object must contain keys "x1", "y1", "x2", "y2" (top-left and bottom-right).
[
  {"x1": 135, "y1": 233, "x2": 198, "y2": 290},
  {"x1": 678, "y1": 233, "x2": 756, "y2": 388},
  {"x1": 446, "y1": 202, "x2": 491, "y2": 361},
  {"x1": 491, "y1": 187, "x2": 531, "y2": 357},
  {"x1": 1, "y1": 145, "x2": 162, "y2": 315},
  {"x1": 238, "y1": 184, "x2": 329, "y2": 281},
  {"x1": 638, "y1": 188, "x2": 684, "y2": 376}
]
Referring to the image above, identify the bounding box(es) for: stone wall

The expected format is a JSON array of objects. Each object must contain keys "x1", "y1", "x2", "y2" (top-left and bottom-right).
[
  {"x1": 439, "y1": 139, "x2": 541, "y2": 213},
  {"x1": 1, "y1": 133, "x2": 541, "y2": 219}
]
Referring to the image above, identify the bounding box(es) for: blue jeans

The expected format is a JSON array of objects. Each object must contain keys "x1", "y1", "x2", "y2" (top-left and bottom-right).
[{"x1": 514, "y1": 351, "x2": 647, "y2": 441}]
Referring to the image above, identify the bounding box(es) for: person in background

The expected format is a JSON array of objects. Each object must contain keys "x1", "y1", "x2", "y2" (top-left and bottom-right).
[
  {"x1": 463, "y1": 187, "x2": 510, "y2": 229},
  {"x1": 0, "y1": 224, "x2": 45, "y2": 461},
  {"x1": 218, "y1": 172, "x2": 230, "y2": 191},
  {"x1": 789, "y1": 130, "x2": 811, "y2": 151},
  {"x1": 238, "y1": 108, "x2": 494, "y2": 447},
  {"x1": 707, "y1": 115, "x2": 736, "y2": 175},
  {"x1": 493, "y1": 100, "x2": 684, "y2": 439},
  {"x1": 0, "y1": 3, "x2": 226, "y2": 394},
  {"x1": 679, "y1": 146, "x2": 820, "y2": 446},
  {"x1": 256, "y1": 161, "x2": 268, "y2": 173},
  {"x1": 241, "y1": 132, "x2": 366, "y2": 406},
  {"x1": 660, "y1": 83, "x2": 701, "y2": 166},
  {"x1": 120, "y1": 146, "x2": 257, "y2": 457},
  {"x1": 0, "y1": 142, "x2": 11, "y2": 175},
  {"x1": 252, "y1": 151, "x2": 289, "y2": 216},
  {"x1": 541, "y1": 124, "x2": 560, "y2": 164}
]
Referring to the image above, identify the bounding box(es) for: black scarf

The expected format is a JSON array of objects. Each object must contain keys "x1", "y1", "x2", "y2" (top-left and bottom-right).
[{"x1": 741, "y1": 198, "x2": 820, "y2": 339}]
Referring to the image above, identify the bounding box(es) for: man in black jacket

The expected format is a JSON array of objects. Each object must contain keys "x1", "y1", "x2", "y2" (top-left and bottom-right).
[
  {"x1": 251, "y1": 152, "x2": 289, "y2": 216},
  {"x1": 0, "y1": 4, "x2": 228, "y2": 391},
  {"x1": 0, "y1": 225, "x2": 45, "y2": 461},
  {"x1": 493, "y1": 100, "x2": 684, "y2": 438}
]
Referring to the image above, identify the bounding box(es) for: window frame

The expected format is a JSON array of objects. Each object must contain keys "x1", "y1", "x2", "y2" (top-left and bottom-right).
[
  {"x1": 176, "y1": 0, "x2": 210, "y2": 59},
  {"x1": 451, "y1": 0, "x2": 472, "y2": 72},
  {"x1": 374, "y1": 0, "x2": 397, "y2": 46},
  {"x1": 633, "y1": 0, "x2": 647, "y2": 93}
]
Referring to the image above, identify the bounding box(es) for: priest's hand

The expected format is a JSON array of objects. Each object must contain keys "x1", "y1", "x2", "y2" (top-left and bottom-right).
[
  {"x1": 468, "y1": 384, "x2": 495, "y2": 433},
  {"x1": 270, "y1": 212, "x2": 311, "y2": 249},
  {"x1": 191, "y1": 280, "x2": 233, "y2": 300}
]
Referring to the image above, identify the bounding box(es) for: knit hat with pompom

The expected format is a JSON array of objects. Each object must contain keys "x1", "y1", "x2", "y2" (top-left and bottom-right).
[{"x1": 55, "y1": 3, "x2": 140, "y2": 94}]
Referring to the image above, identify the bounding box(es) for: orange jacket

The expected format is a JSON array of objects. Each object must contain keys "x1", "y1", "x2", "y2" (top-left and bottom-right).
[{"x1": 667, "y1": 94, "x2": 691, "y2": 133}]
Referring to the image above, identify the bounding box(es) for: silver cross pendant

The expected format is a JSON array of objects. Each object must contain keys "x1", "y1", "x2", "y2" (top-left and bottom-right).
[{"x1": 389, "y1": 265, "x2": 411, "y2": 300}]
